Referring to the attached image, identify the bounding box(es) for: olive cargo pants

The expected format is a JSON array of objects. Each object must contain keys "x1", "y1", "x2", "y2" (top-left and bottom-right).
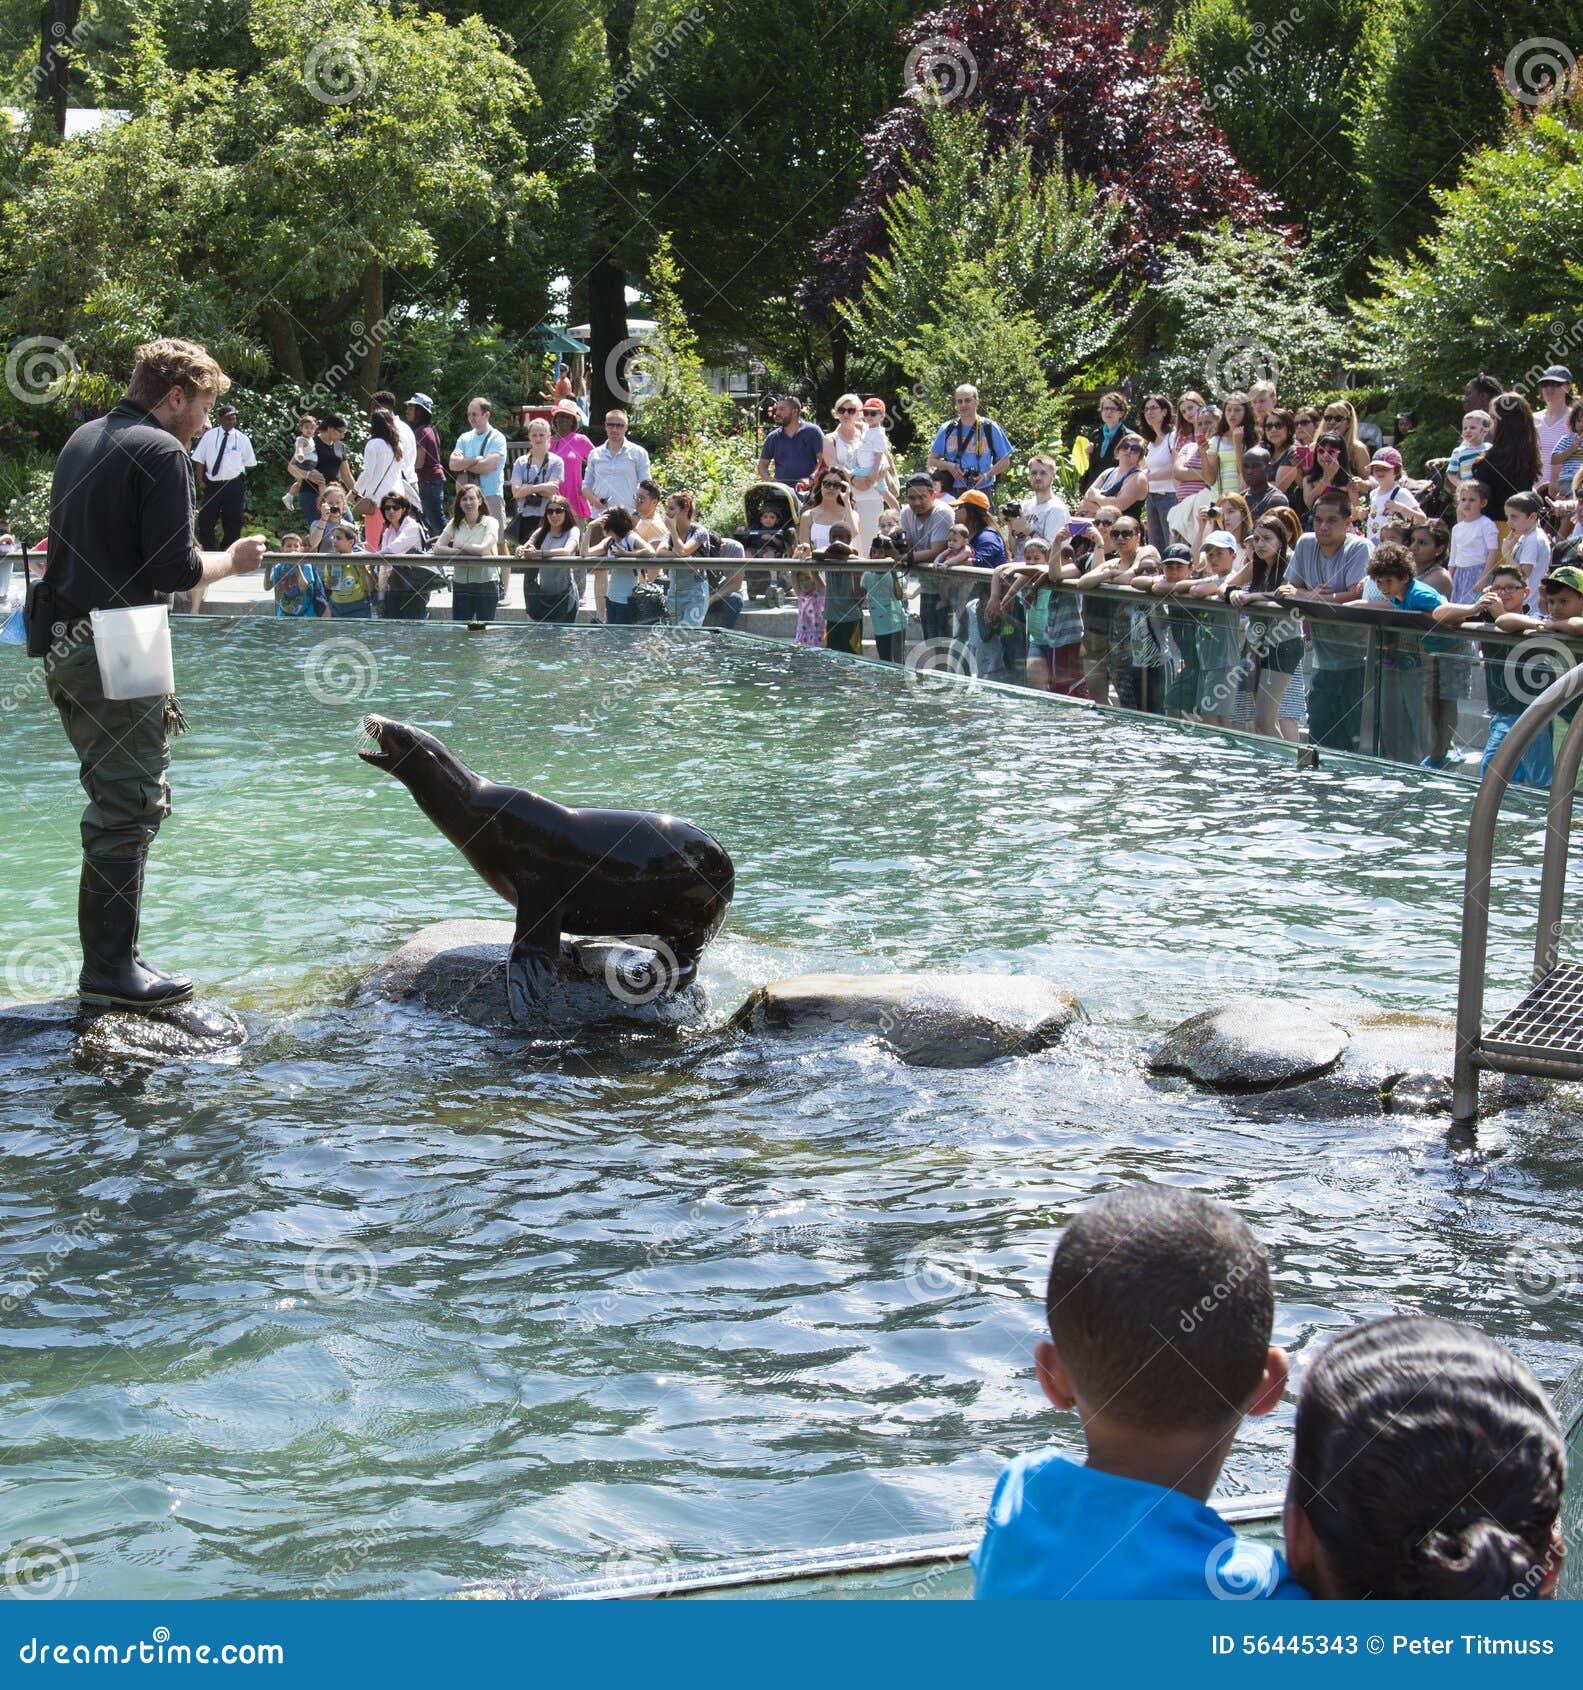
[{"x1": 43, "y1": 640, "x2": 171, "y2": 862}]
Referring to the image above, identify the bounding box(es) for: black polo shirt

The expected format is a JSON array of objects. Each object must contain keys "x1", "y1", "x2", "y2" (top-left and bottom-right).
[{"x1": 46, "y1": 399, "x2": 204, "y2": 614}]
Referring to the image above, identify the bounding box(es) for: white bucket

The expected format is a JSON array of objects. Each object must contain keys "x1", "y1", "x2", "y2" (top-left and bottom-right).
[{"x1": 89, "y1": 605, "x2": 175, "y2": 700}]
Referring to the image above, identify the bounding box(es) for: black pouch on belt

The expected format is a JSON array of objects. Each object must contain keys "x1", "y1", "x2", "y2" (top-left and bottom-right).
[{"x1": 23, "y1": 575, "x2": 55, "y2": 658}]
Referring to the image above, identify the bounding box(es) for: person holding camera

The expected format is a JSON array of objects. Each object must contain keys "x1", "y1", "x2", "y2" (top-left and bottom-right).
[{"x1": 928, "y1": 385, "x2": 1013, "y2": 505}]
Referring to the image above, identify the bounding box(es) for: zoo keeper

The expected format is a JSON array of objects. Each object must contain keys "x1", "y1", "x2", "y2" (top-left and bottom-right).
[{"x1": 27, "y1": 338, "x2": 266, "y2": 1011}]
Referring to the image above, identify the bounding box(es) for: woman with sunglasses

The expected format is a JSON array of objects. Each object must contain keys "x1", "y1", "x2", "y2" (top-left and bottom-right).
[
  {"x1": 515, "y1": 496, "x2": 584, "y2": 622},
  {"x1": 1262, "y1": 409, "x2": 1301, "y2": 496},
  {"x1": 1296, "y1": 432, "x2": 1356, "y2": 529},
  {"x1": 1076, "y1": 432, "x2": 1148, "y2": 520},
  {"x1": 1319, "y1": 400, "x2": 1371, "y2": 479},
  {"x1": 374, "y1": 489, "x2": 432, "y2": 621},
  {"x1": 822, "y1": 393, "x2": 890, "y2": 556},
  {"x1": 436, "y1": 483, "x2": 506, "y2": 622}
]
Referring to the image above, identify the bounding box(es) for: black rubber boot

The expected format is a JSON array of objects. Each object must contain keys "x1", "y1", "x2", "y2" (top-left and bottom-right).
[{"x1": 77, "y1": 854, "x2": 194, "y2": 1011}]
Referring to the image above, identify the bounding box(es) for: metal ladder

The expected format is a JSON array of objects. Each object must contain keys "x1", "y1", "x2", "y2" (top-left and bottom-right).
[{"x1": 1453, "y1": 660, "x2": 1583, "y2": 1124}]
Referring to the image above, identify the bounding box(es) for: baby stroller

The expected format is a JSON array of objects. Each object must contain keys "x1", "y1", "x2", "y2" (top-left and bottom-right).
[{"x1": 735, "y1": 481, "x2": 798, "y2": 607}]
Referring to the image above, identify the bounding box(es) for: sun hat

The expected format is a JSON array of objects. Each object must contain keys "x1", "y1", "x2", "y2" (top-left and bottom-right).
[
  {"x1": 553, "y1": 398, "x2": 582, "y2": 419},
  {"x1": 405, "y1": 392, "x2": 435, "y2": 413}
]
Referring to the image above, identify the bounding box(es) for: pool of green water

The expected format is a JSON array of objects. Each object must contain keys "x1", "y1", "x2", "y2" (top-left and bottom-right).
[{"x1": 0, "y1": 620, "x2": 1578, "y2": 1597}]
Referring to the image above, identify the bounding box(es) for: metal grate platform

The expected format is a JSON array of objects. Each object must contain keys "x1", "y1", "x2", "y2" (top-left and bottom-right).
[{"x1": 1481, "y1": 962, "x2": 1583, "y2": 1071}]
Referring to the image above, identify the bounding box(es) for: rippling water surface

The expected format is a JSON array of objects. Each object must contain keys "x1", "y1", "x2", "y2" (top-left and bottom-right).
[{"x1": 0, "y1": 621, "x2": 1579, "y2": 1597}]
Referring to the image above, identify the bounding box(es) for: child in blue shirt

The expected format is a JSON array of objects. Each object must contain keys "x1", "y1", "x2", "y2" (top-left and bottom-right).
[{"x1": 972, "y1": 1186, "x2": 1308, "y2": 1600}]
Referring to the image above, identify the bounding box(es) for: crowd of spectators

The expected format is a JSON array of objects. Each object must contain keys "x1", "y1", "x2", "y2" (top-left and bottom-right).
[{"x1": 177, "y1": 365, "x2": 1583, "y2": 783}]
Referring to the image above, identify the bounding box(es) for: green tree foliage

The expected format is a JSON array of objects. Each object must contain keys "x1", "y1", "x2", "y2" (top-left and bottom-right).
[
  {"x1": 843, "y1": 106, "x2": 1128, "y2": 390},
  {"x1": 1139, "y1": 223, "x2": 1350, "y2": 401},
  {"x1": 0, "y1": 0, "x2": 543, "y2": 416},
  {"x1": 1353, "y1": 0, "x2": 1583, "y2": 255},
  {"x1": 627, "y1": 232, "x2": 740, "y2": 453},
  {"x1": 1171, "y1": 0, "x2": 1371, "y2": 272},
  {"x1": 1356, "y1": 100, "x2": 1583, "y2": 398},
  {"x1": 891, "y1": 262, "x2": 1068, "y2": 464}
]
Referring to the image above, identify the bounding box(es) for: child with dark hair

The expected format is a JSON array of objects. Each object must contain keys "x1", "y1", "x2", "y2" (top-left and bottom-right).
[
  {"x1": 972, "y1": 1186, "x2": 1304, "y2": 1600},
  {"x1": 1286, "y1": 1315, "x2": 1565, "y2": 1599}
]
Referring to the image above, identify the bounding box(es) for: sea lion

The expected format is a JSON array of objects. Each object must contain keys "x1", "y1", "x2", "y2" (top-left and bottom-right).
[{"x1": 359, "y1": 716, "x2": 733, "y2": 1020}]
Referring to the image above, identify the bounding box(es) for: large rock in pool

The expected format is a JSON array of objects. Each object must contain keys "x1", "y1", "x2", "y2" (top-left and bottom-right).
[
  {"x1": 732, "y1": 972, "x2": 1083, "y2": 1068},
  {"x1": 362, "y1": 919, "x2": 707, "y2": 1031},
  {"x1": 1149, "y1": 1000, "x2": 1348, "y2": 1091},
  {"x1": 1149, "y1": 998, "x2": 1536, "y2": 1116}
]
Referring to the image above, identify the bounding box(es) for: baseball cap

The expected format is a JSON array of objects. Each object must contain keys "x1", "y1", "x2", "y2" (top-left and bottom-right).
[
  {"x1": 1161, "y1": 543, "x2": 1194, "y2": 564},
  {"x1": 1203, "y1": 530, "x2": 1239, "y2": 550},
  {"x1": 955, "y1": 489, "x2": 991, "y2": 513},
  {"x1": 903, "y1": 472, "x2": 934, "y2": 492},
  {"x1": 1541, "y1": 366, "x2": 1573, "y2": 386},
  {"x1": 216, "y1": 403, "x2": 237, "y2": 418},
  {"x1": 1369, "y1": 446, "x2": 1403, "y2": 469},
  {"x1": 862, "y1": 397, "x2": 886, "y2": 415},
  {"x1": 1547, "y1": 565, "x2": 1583, "y2": 596},
  {"x1": 405, "y1": 392, "x2": 435, "y2": 412}
]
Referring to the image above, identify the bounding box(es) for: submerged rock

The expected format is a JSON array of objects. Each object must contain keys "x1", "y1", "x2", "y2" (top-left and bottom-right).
[
  {"x1": 1149, "y1": 1000, "x2": 1348, "y2": 1091},
  {"x1": 732, "y1": 972, "x2": 1084, "y2": 1068},
  {"x1": 0, "y1": 997, "x2": 246, "y2": 1065},
  {"x1": 363, "y1": 919, "x2": 707, "y2": 1031}
]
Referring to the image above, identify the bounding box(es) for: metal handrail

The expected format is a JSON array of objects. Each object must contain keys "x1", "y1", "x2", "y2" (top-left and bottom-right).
[{"x1": 1451, "y1": 661, "x2": 1583, "y2": 1123}]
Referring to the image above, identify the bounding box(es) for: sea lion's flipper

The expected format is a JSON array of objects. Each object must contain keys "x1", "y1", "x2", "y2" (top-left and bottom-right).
[{"x1": 507, "y1": 906, "x2": 562, "y2": 1022}]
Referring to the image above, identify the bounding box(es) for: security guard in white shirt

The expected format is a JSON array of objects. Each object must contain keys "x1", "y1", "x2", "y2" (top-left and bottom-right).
[{"x1": 191, "y1": 403, "x2": 257, "y2": 550}]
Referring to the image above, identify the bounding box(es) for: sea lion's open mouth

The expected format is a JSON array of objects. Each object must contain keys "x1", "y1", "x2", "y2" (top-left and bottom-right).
[{"x1": 358, "y1": 714, "x2": 395, "y2": 767}]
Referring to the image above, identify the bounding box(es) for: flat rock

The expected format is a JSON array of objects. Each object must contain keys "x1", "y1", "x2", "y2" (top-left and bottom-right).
[
  {"x1": 732, "y1": 972, "x2": 1084, "y2": 1068},
  {"x1": 1150, "y1": 1001, "x2": 1541, "y2": 1117},
  {"x1": 362, "y1": 919, "x2": 707, "y2": 1031},
  {"x1": 1150, "y1": 1000, "x2": 1348, "y2": 1091},
  {"x1": 0, "y1": 997, "x2": 246, "y2": 1065}
]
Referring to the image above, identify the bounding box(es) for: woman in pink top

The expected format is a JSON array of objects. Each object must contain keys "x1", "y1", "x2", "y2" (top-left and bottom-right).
[{"x1": 550, "y1": 399, "x2": 594, "y2": 520}]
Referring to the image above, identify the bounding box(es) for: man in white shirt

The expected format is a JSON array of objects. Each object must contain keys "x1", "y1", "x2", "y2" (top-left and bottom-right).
[
  {"x1": 1023, "y1": 452, "x2": 1071, "y2": 544},
  {"x1": 585, "y1": 409, "x2": 653, "y2": 518},
  {"x1": 191, "y1": 403, "x2": 257, "y2": 551}
]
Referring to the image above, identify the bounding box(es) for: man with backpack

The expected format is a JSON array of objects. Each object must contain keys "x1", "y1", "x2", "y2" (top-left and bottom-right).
[{"x1": 928, "y1": 385, "x2": 1014, "y2": 506}]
